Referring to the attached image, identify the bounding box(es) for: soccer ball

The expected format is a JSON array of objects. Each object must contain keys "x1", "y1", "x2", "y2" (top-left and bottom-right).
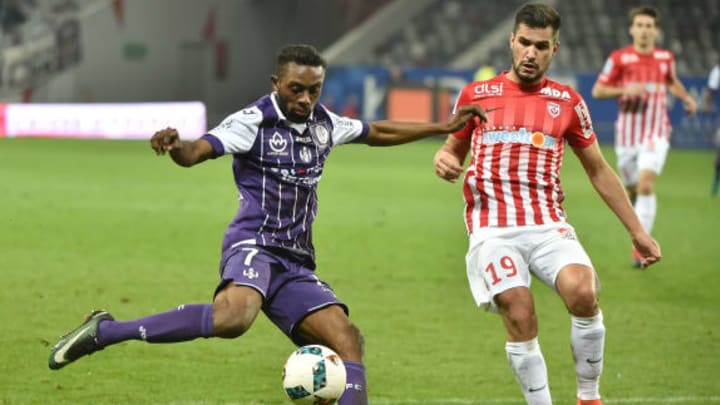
[{"x1": 282, "y1": 344, "x2": 347, "y2": 404}]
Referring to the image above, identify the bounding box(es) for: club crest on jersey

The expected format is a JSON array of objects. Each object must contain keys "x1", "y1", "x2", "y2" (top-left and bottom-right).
[
  {"x1": 547, "y1": 102, "x2": 561, "y2": 118},
  {"x1": 242, "y1": 268, "x2": 259, "y2": 279},
  {"x1": 310, "y1": 123, "x2": 330, "y2": 147},
  {"x1": 299, "y1": 146, "x2": 313, "y2": 163},
  {"x1": 268, "y1": 132, "x2": 289, "y2": 155}
]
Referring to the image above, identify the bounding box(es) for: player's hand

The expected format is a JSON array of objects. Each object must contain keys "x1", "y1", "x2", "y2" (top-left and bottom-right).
[
  {"x1": 150, "y1": 127, "x2": 181, "y2": 155},
  {"x1": 683, "y1": 97, "x2": 698, "y2": 115},
  {"x1": 444, "y1": 105, "x2": 487, "y2": 133},
  {"x1": 434, "y1": 149, "x2": 464, "y2": 183},
  {"x1": 623, "y1": 83, "x2": 647, "y2": 97},
  {"x1": 631, "y1": 232, "x2": 662, "y2": 269}
]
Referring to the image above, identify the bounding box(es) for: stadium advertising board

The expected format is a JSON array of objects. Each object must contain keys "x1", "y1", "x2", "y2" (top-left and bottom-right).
[{"x1": 0, "y1": 102, "x2": 206, "y2": 139}]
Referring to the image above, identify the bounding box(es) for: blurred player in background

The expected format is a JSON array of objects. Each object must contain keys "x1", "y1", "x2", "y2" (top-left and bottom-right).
[
  {"x1": 702, "y1": 60, "x2": 720, "y2": 196},
  {"x1": 434, "y1": 3, "x2": 661, "y2": 405},
  {"x1": 48, "y1": 44, "x2": 485, "y2": 405},
  {"x1": 591, "y1": 5, "x2": 697, "y2": 266}
]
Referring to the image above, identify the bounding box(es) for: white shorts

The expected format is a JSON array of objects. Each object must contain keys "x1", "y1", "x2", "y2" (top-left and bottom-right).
[
  {"x1": 465, "y1": 222, "x2": 596, "y2": 313},
  {"x1": 615, "y1": 137, "x2": 670, "y2": 186}
]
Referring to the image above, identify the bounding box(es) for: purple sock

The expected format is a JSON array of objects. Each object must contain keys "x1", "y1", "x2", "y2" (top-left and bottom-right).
[
  {"x1": 338, "y1": 360, "x2": 368, "y2": 405},
  {"x1": 97, "y1": 304, "x2": 214, "y2": 347}
]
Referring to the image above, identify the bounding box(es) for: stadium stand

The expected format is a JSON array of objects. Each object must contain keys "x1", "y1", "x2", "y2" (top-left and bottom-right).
[
  {"x1": 367, "y1": 0, "x2": 719, "y2": 75},
  {"x1": 0, "y1": 0, "x2": 82, "y2": 98},
  {"x1": 367, "y1": 0, "x2": 527, "y2": 68}
]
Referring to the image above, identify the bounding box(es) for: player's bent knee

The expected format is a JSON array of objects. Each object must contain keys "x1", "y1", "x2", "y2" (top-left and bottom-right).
[
  {"x1": 565, "y1": 287, "x2": 598, "y2": 317},
  {"x1": 212, "y1": 285, "x2": 262, "y2": 338},
  {"x1": 326, "y1": 322, "x2": 365, "y2": 361}
]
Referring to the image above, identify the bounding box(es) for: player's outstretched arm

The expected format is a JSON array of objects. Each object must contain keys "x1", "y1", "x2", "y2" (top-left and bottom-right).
[
  {"x1": 150, "y1": 127, "x2": 214, "y2": 167},
  {"x1": 572, "y1": 142, "x2": 662, "y2": 269},
  {"x1": 667, "y1": 60, "x2": 697, "y2": 115},
  {"x1": 434, "y1": 135, "x2": 470, "y2": 183},
  {"x1": 591, "y1": 82, "x2": 646, "y2": 99},
  {"x1": 364, "y1": 105, "x2": 486, "y2": 146}
]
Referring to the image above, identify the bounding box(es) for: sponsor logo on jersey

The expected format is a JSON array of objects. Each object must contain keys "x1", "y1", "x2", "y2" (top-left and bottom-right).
[
  {"x1": 573, "y1": 100, "x2": 594, "y2": 139},
  {"x1": 299, "y1": 146, "x2": 313, "y2": 163},
  {"x1": 473, "y1": 82, "x2": 504, "y2": 97},
  {"x1": 480, "y1": 127, "x2": 556, "y2": 148},
  {"x1": 547, "y1": 102, "x2": 561, "y2": 118},
  {"x1": 294, "y1": 135, "x2": 314, "y2": 144},
  {"x1": 269, "y1": 131, "x2": 288, "y2": 154},
  {"x1": 653, "y1": 50, "x2": 671, "y2": 60},
  {"x1": 620, "y1": 53, "x2": 639, "y2": 64},
  {"x1": 540, "y1": 87, "x2": 571, "y2": 100},
  {"x1": 271, "y1": 167, "x2": 322, "y2": 186}
]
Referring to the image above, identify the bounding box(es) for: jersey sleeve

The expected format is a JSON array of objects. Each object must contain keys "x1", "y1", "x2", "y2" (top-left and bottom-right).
[
  {"x1": 566, "y1": 94, "x2": 597, "y2": 148},
  {"x1": 325, "y1": 108, "x2": 370, "y2": 145},
  {"x1": 667, "y1": 52, "x2": 677, "y2": 84},
  {"x1": 205, "y1": 106, "x2": 262, "y2": 156},
  {"x1": 596, "y1": 52, "x2": 621, "y2": 86},
  {"x1": 708, "y1": 65, "x2": 720, "y2": 91},
  {"x1": 451, "y1": 85, "x2": 475, "y2": 139}
]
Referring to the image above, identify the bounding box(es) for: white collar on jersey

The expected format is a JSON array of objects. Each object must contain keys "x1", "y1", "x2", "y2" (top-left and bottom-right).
[{"x1": 271, "y1": 92, "x2": 315, "y2": 133}]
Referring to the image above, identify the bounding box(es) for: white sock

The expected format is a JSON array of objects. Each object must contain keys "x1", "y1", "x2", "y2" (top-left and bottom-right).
[
  {"x1": 571, "y1": 311, "x2": 605, "y2": 400},
  {"x1": 506, "y1": 338, "x2": 552, "y2": 405},
  {"x1": 634, "y1": 194, "x2": 657, "y2": 234}
]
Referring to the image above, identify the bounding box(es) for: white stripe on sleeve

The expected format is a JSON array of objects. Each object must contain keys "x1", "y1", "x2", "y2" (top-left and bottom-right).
[
  {"x1": 325, "y1": 108, "x2": 366, "y2": 145},
  {"x1": 207, "y1": 106, "x2": 262, "y2": 154}
]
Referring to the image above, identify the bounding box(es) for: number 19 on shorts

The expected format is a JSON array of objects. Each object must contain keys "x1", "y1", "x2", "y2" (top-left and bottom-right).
[{"x1": 485, "y1": 256, "x2": 518, "y2": 285}]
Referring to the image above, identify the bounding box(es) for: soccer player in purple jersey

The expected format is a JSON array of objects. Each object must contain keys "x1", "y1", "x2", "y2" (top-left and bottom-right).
[{"x1": 48, "y1": 44, "x2": 485, "y2": 404}]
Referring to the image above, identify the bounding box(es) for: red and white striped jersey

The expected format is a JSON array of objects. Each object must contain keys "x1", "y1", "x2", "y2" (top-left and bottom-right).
[
  {"x1": 597, "y1": 45, "x2": 675, "y2": 147},
  {"x1": 453, "y1": 73, "x2": 596, "y2": 232}
]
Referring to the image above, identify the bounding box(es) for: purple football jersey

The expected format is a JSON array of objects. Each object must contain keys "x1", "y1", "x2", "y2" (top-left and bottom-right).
[{"x1": 202, "y1": 93, "x2": 369, "y2": 263}]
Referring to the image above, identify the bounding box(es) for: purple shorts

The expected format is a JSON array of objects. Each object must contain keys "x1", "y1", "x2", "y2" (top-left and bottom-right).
[{"x1": 214, "y1": 245, "x2": 348, "y2": 345}]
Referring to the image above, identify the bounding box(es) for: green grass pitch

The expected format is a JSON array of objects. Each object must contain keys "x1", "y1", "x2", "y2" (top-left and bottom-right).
[{"x1": 0, "y1": 138, "x2": 718, "y2": 404}]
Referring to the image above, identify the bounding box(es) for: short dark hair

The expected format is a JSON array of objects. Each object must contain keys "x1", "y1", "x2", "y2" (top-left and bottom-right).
[
  {"x1": 275, "y1": 44, "x2": 327, "y2": 76},
  {"x1": 513, "y1": 3, "x2": 561, "y2": 39},
  {"x1": 629, "y1": 6, "x2": 659, "y2": 26}
]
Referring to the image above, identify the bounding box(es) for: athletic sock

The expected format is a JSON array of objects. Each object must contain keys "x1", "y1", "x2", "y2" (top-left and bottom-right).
[
  {"x1": 506, "y1": 338, "x2": 552, "y2": 405},
  {"x1": 634, "y1": 194, "x2": 656, "y2": 233},
  {"x1": 97, "y1": 304, "x2": 214, "y2": 346},
  {"x1": 571, "y1": 311, "x2": 605, "y2": 401},
  {"x1": 339, "y1": 361, "x2": 368, "y2": 405}
]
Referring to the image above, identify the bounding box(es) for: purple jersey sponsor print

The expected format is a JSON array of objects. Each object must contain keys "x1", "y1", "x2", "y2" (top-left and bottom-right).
[{"x1": 202, "y1": 93, "x2": 369, "y2": 264}]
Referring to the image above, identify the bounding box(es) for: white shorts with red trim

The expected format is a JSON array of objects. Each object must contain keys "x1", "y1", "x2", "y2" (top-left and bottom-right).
[
  {"x1": 465, "y1": 222, "x2": 596, "y2": 313},
  {"x1": 615, "y1": 137, "x2": 670, "y2": 186}
]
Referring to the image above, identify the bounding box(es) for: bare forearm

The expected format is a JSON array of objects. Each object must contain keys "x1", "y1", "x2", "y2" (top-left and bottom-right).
[
  {"x1": 589, "y1": 165, "x2": 645, "y2": 237},
  {"x1": 668, "y1": 79, "x2": 691, "y2": 102},
  {"x1": 168, "y1": 140, "x2": 211, "y2": 167},
  {"x1": 366, "y1": 121, "x2": 448, "y2": 146},
  {"x1": 591, "y1": 83, "x2": 625, "y2": 99}
]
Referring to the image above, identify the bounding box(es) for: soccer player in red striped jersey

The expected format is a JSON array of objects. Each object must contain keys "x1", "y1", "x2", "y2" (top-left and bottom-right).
[
  {"x1": 592, "y1": 6, "x2": 697, "y2": 266},
  {"x1": 434, "y1": 4, "x2": 661, "y2": 405}
]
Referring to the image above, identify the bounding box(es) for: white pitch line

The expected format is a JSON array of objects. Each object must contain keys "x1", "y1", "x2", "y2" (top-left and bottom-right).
[
  {"x1": 371, "y1": 396, "x2": 720, "y2": 405},
  {"x1": 93, "y1": 396, "x2": 720, "y2": 405}
]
